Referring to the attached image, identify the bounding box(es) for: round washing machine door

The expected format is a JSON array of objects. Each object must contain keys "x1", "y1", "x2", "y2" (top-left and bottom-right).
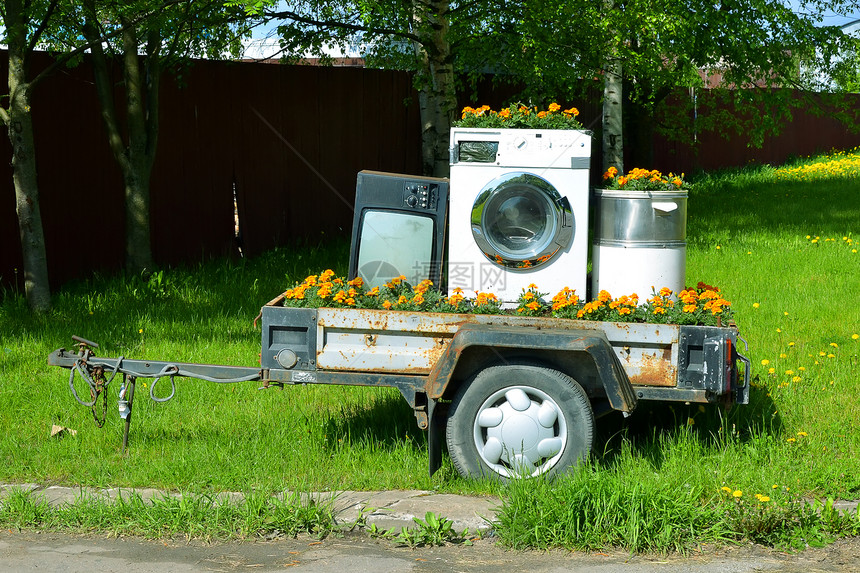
[{"x1": 471, "y1": 172, "x2": 574, "y2": 270}]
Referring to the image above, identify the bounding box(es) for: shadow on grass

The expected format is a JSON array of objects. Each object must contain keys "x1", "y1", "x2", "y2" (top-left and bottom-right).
[
  {"x1": 2, "y1": 237, "x2": 352, "y2": 353},
  {"x1": 321, "y1": 391, "x2": 427, "y2": 452},
  {"x1": 594, "y1": 384, "x2": 783, "y2": 471}
]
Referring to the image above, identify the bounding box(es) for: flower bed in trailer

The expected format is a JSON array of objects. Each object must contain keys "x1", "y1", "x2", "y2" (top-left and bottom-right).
[{"x1": 279, "y1": 270, "x2": 733, "y2": 327}]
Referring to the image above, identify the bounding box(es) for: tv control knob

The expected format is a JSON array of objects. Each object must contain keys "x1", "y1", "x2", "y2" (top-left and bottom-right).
[{"x1": 406, "y1": 194, "x2": 418, "y2": 207}]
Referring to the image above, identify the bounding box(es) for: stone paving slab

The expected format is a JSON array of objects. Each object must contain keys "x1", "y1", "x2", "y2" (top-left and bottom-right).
[{"x1": 0, "y1": 484, "x2": 499, "y2": 533}]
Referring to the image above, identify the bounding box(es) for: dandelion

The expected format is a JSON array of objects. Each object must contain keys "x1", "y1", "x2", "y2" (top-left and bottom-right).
[
  {"x1": 732, "y1": 490, "x2": 743, "y2": 498},
  {"x1": 853, "y1": 334, "x2": 859, "y2": 340},
  {"x1": 753, "y1": 302, "x2": 760, "y2": 308},
  {"x1": 138, "y1": 328, "x2": 143, "y2": 334},
  {"x1": 830, "y1": 342, "x2": 839, "y2": 348},
  {"x1": 721, "y1": 486, "x2": 732, "y2": 494},
  {"x1": 755, "y1": 494, "x2": 771, "y2": 502},
  {"x1": 787, "y1": 437, "x2": 796, "y2": 443},
  {"x1": 797, "y1": 431, "x2": 808, "y2": 437},
  {"x1": 761, "y1": 359, "x2": 770, "y2": 366}
]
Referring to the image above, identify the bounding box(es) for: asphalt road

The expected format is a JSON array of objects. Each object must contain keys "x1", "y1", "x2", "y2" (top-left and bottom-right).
[{"x1": 2, "y1": 530, "x2": 860, "y2": 573}]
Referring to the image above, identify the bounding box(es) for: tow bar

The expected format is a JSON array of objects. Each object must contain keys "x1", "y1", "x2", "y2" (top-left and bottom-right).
[{"x1": 49, "y1": 336, "x2": 263, "y2": 453}]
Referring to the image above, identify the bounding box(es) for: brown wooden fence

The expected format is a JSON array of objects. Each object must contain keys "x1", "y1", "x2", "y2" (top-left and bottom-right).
[{"x1": 2, "y1": 52, "x2": 859, "y2": 293}]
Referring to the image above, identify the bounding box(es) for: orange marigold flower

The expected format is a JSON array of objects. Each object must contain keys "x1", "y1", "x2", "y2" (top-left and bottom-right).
[
  {"x1": 683, "y1": 304, "x2": 698, "y2": 313},
  {"x1": 603, "y1": 166, "x2": 618, "y2": 180},
  {"x1": 548, "y1": 102, "x2": 561, "y2": 112},
  {"x1": 537, "y1": 111, "x2": 548, "y2": 119},
  {"x1": 563, "y1": 107, "x2": 579, "y2": 116},
  {"x1": 526, "y1": 301, "x2": 540, "y2": 311},
  {"x1": 382, "y1": 300, "x2": 393, "y2": 309}
]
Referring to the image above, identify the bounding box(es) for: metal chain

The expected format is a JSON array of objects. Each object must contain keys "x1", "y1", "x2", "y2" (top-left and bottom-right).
[{"x1": 90, "y1": 366, "x2": 108, "y2": 428}]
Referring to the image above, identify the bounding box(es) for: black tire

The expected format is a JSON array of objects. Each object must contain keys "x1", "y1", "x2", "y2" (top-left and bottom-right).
[{"x1": 445, "y1": 364, "x2": 594, "y2": 481}]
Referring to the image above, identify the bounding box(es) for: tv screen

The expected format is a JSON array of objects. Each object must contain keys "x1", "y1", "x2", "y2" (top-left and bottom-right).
[{"x1": 354, "y1": 210, "x2": 436, "y2": 289}]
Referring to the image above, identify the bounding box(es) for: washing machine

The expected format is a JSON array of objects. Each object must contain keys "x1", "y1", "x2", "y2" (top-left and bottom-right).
[{"x1": 448, "y1": 128, "x2": 592, "y2": 304}]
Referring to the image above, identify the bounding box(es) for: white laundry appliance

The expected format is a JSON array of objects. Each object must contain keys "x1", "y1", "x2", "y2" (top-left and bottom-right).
[{"x1": 448, "y1": 128, "x2": 592, "y2": 303}]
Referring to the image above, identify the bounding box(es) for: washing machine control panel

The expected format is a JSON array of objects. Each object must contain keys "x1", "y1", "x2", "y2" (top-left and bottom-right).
[{"x1": 403, "y1": 182, "x2": 439, "y2": 210}]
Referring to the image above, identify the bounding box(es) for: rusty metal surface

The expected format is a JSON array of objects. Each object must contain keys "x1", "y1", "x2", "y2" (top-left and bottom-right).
[
  {"x1": 621, "y1": 345, "x2": 677, "y2": 387},
  {"x1": 312, "y1": 308, "x2": 681, "y2": 386}
]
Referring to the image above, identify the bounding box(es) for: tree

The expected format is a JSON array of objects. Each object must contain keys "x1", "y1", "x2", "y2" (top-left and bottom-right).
[
  {"x1": 0, "y1": 0, "x2": 54, "y2": 311},
  {"x1": 495, "y1": 0, "x2": 860, "y2": 170},
  {"x1": 57, "y1": 0, "x2": 251, "y2": 275}
]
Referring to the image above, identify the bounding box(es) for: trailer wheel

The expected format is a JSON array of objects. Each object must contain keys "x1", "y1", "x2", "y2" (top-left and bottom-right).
[{"x1": 446, "y1": 364, "x2": 594, "y2": 481}]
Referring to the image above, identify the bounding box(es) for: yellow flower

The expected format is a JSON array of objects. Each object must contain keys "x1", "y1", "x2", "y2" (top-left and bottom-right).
[
  {"x1": 732, "y1": 490, "x2": 743, "y2": 498},
  {"x1": 755, "y1": 494, "x2": 771, "y2": 502},
  {"x1": 753, "y1": 302, "x2": 760, "y2": 308},
  {"x1": 797, "y1": 431, "x2": 808, "y2": 437},
  {"x1": 761, "y1": 359, "x2": 770, "y2": 366},
  {"x1": 721, "y1": 486, "x2": 732, "y2": 493},
  {"x1": 853, "y1": 334, "x2": 859, "y2": 340}
]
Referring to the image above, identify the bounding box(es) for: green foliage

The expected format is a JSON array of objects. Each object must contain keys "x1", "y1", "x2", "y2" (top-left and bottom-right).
[
  {"x1": 496, "y1": 452, "x2": 860, "y2": 553},
  {"x1": 0, "y1": 488, "x2": 335, "y2": 539},
  {"x1": 364, "y1": 511, "x2": 467, "y2": 547}
]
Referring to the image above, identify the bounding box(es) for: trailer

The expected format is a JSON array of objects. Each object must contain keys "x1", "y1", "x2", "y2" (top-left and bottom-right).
[{"x1": 47, "y1": 292, "x2": 750, "y2": 482}]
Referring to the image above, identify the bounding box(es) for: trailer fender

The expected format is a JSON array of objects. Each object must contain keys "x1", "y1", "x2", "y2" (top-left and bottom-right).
[{"x1": 425, "y1": 323, "x2": 638, "y2": 413}]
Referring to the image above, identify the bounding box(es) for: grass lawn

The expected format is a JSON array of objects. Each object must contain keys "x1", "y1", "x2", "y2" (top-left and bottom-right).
[{"x1": 1, "y1": 150, "x2": 859, "y2": 548}]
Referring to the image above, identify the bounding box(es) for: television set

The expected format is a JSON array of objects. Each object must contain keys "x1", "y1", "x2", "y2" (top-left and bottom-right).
[{"x1": 348, "y1": 170, "x2": 449, "y2": 290}]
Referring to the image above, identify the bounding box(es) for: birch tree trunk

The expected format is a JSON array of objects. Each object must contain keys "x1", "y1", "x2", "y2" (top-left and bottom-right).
[
  {"x1": 412, "y1": 0, "x2": 456, "y2": 178},
  {"x1": 602, "y1": 45, "x2": 624, "y2": 174}
]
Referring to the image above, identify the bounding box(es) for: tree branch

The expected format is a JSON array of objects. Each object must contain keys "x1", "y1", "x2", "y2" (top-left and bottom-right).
[{"x1": 264, "y1": 8, "x2": 422, "y2": 44}]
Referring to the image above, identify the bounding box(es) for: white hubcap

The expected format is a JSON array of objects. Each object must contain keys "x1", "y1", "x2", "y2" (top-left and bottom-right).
[{"x1": 473, "y1": 386, "x2": 567, "y2": 478}]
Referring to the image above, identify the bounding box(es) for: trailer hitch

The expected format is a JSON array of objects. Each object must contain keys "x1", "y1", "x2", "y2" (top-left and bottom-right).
[{"x1": 51, "y1": 336, "x2": 264, "y2": 453}]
